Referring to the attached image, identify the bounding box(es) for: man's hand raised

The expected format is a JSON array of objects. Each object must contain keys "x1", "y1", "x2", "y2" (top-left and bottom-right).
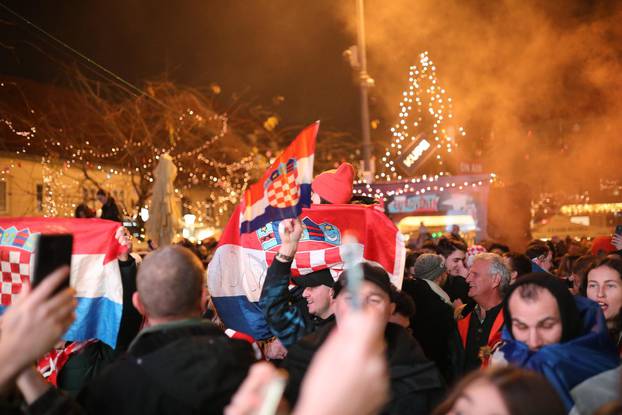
[{"x1": 277, "y1": 218, "x2": 303, "y2": 259}]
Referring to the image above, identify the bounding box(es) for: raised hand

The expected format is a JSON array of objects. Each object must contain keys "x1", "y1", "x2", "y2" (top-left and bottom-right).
[
  {"x1": 278, "y1": 218, "x2": 303, "y2": 258},
  {"x1": 0, "y1": 266, "x2": 76, "y2": 391}
]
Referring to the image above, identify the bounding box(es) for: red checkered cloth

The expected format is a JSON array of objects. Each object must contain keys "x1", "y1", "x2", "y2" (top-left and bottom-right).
[
  {"x1": 265, "y1": 246, "x2": 344, "y2": 277},
  {"x1": 266, "y1": 168, "x2": 299, "y2": 208},
  {"x1": 0, "y1": 248, "x2": 30, "y2": 306},
  {"x1": 38, "y1": 339, "x2": 97, "y2": 386},
  {"x1": 224, "y1": 329, "x2": 263, "y2": 360}
]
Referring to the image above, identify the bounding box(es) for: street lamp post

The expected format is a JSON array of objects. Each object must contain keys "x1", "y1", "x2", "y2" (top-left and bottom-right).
[{"x1": 355, "y1": 0, "x2": 374, "y2": 181}]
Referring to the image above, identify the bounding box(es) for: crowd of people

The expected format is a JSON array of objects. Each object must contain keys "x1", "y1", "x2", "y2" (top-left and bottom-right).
[{"x1": 2, "y1": 163, "x2": 622, "y2": 415}]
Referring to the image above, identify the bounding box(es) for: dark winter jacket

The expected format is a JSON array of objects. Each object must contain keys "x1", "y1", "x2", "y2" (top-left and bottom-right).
[
  {"x1": 259, "y1": 259, "x2": 334, "y2": 347},
  {"x1": 27, "y1": 388, "x2": 86, "y2": 415},
  {"x1": 100, "y1": 198, "x2": 121, "y2": 222},
  {"x1": 57, "y1": 256, "x2": 142, "y2": 397},
  {"x1": 282, "y1": 321, "x2": 445, "y2": 415},
  {"x1": 442, "y1": 274, "x2": 473, "y2": 311},
  {"x1": 77, "y1": 319, "x2": 256, "y2": 415},
  {"x1": 402, "y1": 278, "x2": 457, "y2": 383},
  {"x1": 0, "y1": 383, "x2": 86, "y2": 415}
]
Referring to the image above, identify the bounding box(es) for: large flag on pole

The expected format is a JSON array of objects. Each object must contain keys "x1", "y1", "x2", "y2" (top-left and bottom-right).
[
  {"x1": 0, "y1": 218, "x2": 124, "y2": 348},
  {"x1": 240, "y1": 121, "x2": 318, "y2": 233},
  {"x1": 208, "y1": 204, "x2": 406, "y2": 339}
]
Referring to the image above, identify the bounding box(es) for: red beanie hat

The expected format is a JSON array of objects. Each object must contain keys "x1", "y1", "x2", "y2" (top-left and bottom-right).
[
  {"x1": 311, "y1": 162, "x2": 355, "y2": 204},
  {"x1": 591, "y1": 236, "x2": 616, "y2": 256}
]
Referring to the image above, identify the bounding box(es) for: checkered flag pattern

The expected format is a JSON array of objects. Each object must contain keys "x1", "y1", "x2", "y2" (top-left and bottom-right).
[
  {"x1": 265, "y1": 246, "x2": 344, "y2": 278},
  {"x1": 266, "y1": 170, "x2": 299, "y2": 208},
  {"x1": 0, "y1": 248, "x2": 30, "y2": 306}
]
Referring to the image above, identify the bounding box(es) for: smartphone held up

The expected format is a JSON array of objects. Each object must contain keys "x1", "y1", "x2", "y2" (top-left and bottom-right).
[{"x1": 31, "y1": 234, "x2": 73, "y2": 292}]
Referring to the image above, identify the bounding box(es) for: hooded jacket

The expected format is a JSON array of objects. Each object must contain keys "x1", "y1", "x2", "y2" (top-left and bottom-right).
[
  {"x1": 282, "y1": 321, "x2": 445, "y2": 415},
  {"x1": 497, "y1": 274, "x2": 619, "y2": 411},
  {"x1": 78, "y1": 319, "x2": 256, "y2": 415}
]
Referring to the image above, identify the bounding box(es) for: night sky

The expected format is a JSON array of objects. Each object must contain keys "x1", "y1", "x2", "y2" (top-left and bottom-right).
[
  {"x1": 3, "y1": 0, "x2": 622, "y2": 193},
  {"x1": 0, "y1": 0, "x2": 361, "y2": 134}
]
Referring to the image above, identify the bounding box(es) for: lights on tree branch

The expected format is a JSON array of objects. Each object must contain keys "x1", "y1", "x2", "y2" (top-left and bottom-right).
[{"x1": 0, "y1": 80, "x2": 267, "y2": 226}]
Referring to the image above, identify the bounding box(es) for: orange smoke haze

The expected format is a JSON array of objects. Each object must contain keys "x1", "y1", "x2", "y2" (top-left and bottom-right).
[{"x1": 337, "y1": 0, "x2": 622, "y2": 194}]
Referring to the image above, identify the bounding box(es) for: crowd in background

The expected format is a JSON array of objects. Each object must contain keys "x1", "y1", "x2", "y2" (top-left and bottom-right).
[{"x1": 1, "y1": 166, "x2": 622, "y2": 415}]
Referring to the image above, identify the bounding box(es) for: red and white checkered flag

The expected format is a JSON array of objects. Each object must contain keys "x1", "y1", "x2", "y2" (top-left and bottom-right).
[{"x1": 0, "y1": 248, "x2": 31, "y2": 306}]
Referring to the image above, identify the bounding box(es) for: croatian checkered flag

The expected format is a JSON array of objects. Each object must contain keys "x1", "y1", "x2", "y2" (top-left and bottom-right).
[
  {"x1": 239, "y1": 121, "x2": 318, "y2": 234},
  {"x1": 208, "y1": 204, "x2": 406, "y2": 339},
  {"x1": 0, "y1": 218, "x2": 125, "y2": 348}
]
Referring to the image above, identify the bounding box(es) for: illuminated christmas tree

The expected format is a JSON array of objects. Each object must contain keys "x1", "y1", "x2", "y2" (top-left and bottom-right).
[{"x1": 377, "y1": 51, "x2": 466, "y2": 181}]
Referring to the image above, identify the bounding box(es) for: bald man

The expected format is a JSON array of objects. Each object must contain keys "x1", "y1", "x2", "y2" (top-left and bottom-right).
[{"x1": 78, "y1": 246, "x2": 256, "y2": 415}]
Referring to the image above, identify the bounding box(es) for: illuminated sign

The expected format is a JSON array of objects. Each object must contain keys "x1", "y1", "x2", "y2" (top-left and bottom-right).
[
  {"x1": 396, "y1": 133, "x2": 437, "y2": 176},
  {"x1": 403, "y1": 139, "x2": 431, "y2": 168},
  {"x1": 388, "y1": 194, "x2": 440, "y2": 214}
]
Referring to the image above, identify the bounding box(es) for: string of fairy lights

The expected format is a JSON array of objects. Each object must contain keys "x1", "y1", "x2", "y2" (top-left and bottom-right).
[
  {"x1": 354, "y1": 172, "x2": 497, "y2": 199},
  {"x1": 0, "y1": 80, "x2": 263, "y2": 226}
]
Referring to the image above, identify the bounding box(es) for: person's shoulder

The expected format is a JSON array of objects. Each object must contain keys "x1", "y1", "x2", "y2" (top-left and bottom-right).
[
  {"x1": 410, "y1": 280, "x2": 452, "y2": 311},
  {"x1": 447, "y1": 274, "x2": 469, "y2": 288},
  {"x1": 285, "y1": 321, "x2": 335, "y2": 364},
  {"x1": 130, "y1": 320, "x2": 226, "y2": 352},
  {"x1": 401, "y1": 277, "x2": 417, "y2": 291},
  {"x1": 386, "y1": 322, "x2": 414, "y2": 342},
  {"x1": 571, "y1": 366, "x2": 621, "y2": 414},
  {"x1": 129, "y1": 329, "x2": 256, "y2": 381},
  {"x1": 77, "y1": 354, "x2": 144, "y2": 407},
  {"x1": 298, "y1": 320, "x2": 335, "y2": 348},
  {"x1": 403, "y1": 277, "x2": 432, "y2": 295},
  {"x1": 385, "y1": 323, "x2": 428, "y2": 361},
  {"x1": 385, "y1": 324, "x2": 444, "y2": 390}
]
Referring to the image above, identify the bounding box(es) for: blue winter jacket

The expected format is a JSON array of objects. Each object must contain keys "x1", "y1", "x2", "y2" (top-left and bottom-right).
[{"x1": 498, "y1": 296, "x2": 620, "y2": 411}]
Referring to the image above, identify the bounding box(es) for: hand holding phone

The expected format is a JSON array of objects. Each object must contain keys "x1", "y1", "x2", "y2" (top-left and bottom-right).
[{"x1": 0, "y1": 266, "x2": 75, "y2": 376}]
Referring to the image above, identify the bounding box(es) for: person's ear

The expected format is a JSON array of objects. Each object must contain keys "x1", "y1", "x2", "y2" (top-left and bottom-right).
[
  {"x1": 389, "y1": 302, "x2": 397, "y2": 316},
  {"x1": 200, "y1": 285, "x2": 209, "y2": 313},
  {"x1": 491, "y1": 273, "x2": 501, "y2": 289},
  {"x1": 132, "y1": 292, "x2": 146, "y2": 317}
]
